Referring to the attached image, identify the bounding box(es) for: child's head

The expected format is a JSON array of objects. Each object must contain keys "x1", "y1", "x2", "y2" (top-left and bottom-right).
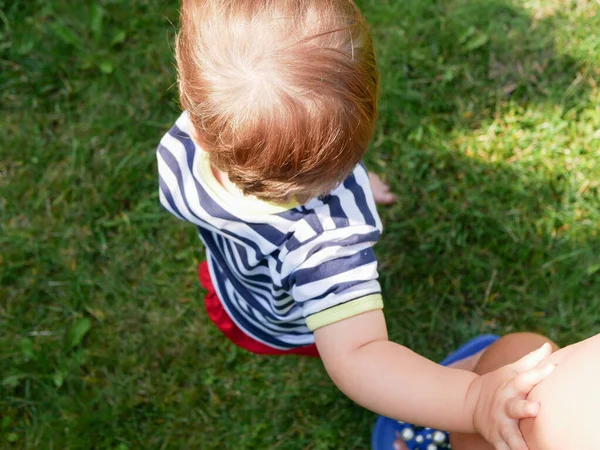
[{"x1": 176, "y1": 0, "x2": 378, "y2": 203}]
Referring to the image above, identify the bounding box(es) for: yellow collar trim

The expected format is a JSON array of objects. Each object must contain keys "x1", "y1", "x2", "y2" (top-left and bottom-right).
[{"x1": 197, "y1": 150, "x2": 299, "y2": 215}]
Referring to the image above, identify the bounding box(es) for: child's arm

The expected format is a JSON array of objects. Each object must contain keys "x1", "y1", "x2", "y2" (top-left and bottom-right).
[{"x1": 314, "y1": 309, "x2": 554, "y2": 450}]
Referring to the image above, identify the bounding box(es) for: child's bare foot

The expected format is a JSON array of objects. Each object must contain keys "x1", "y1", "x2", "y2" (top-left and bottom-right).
[
  {"x1": 368, "y1": 172, "x2": 396, "y2": 205},
  {"x1": 393, "y1": 431, "x2": 410, "y2": 450}
]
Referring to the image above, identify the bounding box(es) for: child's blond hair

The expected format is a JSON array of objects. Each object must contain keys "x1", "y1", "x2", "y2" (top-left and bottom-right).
[{"x1": 176, "y1": 0, "x2": 378, "y2": 203}]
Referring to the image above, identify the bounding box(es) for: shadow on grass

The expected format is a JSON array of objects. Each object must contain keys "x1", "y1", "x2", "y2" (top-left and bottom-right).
[
  {"x1": 362, "y1": 0, "x2": 600, "y2": 356},
  {"x1": 378, "y1": 146, "x2": 600, "y2": 353}
]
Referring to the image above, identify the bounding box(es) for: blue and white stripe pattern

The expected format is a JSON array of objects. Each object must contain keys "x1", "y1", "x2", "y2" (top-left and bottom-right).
[{"x1": 157, "y1": 112, "x2": 383, "y2": 349}]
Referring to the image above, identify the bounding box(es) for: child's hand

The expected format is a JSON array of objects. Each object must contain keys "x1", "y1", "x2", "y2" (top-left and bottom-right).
[{"x1": 469, "y1": 343, "x2": 555, "y2": 450}]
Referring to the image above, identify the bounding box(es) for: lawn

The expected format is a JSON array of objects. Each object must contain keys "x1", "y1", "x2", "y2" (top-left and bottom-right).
[{"x1": 1, "y1": 0, "x2": 599, "y2": 448}]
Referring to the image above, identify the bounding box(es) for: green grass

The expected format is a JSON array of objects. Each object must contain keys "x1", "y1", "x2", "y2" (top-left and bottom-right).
[{"x1": 1, "y1": 0, "x2": 599, "y2": 448}]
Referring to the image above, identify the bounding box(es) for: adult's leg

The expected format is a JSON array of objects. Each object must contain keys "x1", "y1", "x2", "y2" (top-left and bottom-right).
[
  {"x1": 449, "y1": 333, "x2": 559, "y2": 450},
  {"x1": 520, "y1": 332, "x2": 600, "y2": 450}
]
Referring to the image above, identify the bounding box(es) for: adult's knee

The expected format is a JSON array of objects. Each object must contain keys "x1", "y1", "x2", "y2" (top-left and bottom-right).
[
  {"x1": 474, "y1": 332, "x2": 557, "y2": 375},
  {"x1": 521, "y1": 336, "x2": 600, "y2": 450}
]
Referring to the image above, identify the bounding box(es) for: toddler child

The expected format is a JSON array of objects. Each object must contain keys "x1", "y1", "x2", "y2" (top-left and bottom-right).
[{"x1": 156, "y1": 1, "x2": 554, "y2": 448}]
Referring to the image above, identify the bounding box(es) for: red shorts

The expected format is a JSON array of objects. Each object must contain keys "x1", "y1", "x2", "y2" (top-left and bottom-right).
[{"x1": 198, "y1": 261, "x2": 319, "y2": 357}]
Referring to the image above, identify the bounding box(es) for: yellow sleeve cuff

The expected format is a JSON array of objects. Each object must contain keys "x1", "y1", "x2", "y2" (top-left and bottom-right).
[{"x1": 305, "y1": 294, "x2": 383, "y2": 331}]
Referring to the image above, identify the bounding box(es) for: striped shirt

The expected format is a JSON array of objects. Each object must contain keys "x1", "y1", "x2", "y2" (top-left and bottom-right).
[{"x1": 157, "y1": 112, "x2": 384, "y2": 350}]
